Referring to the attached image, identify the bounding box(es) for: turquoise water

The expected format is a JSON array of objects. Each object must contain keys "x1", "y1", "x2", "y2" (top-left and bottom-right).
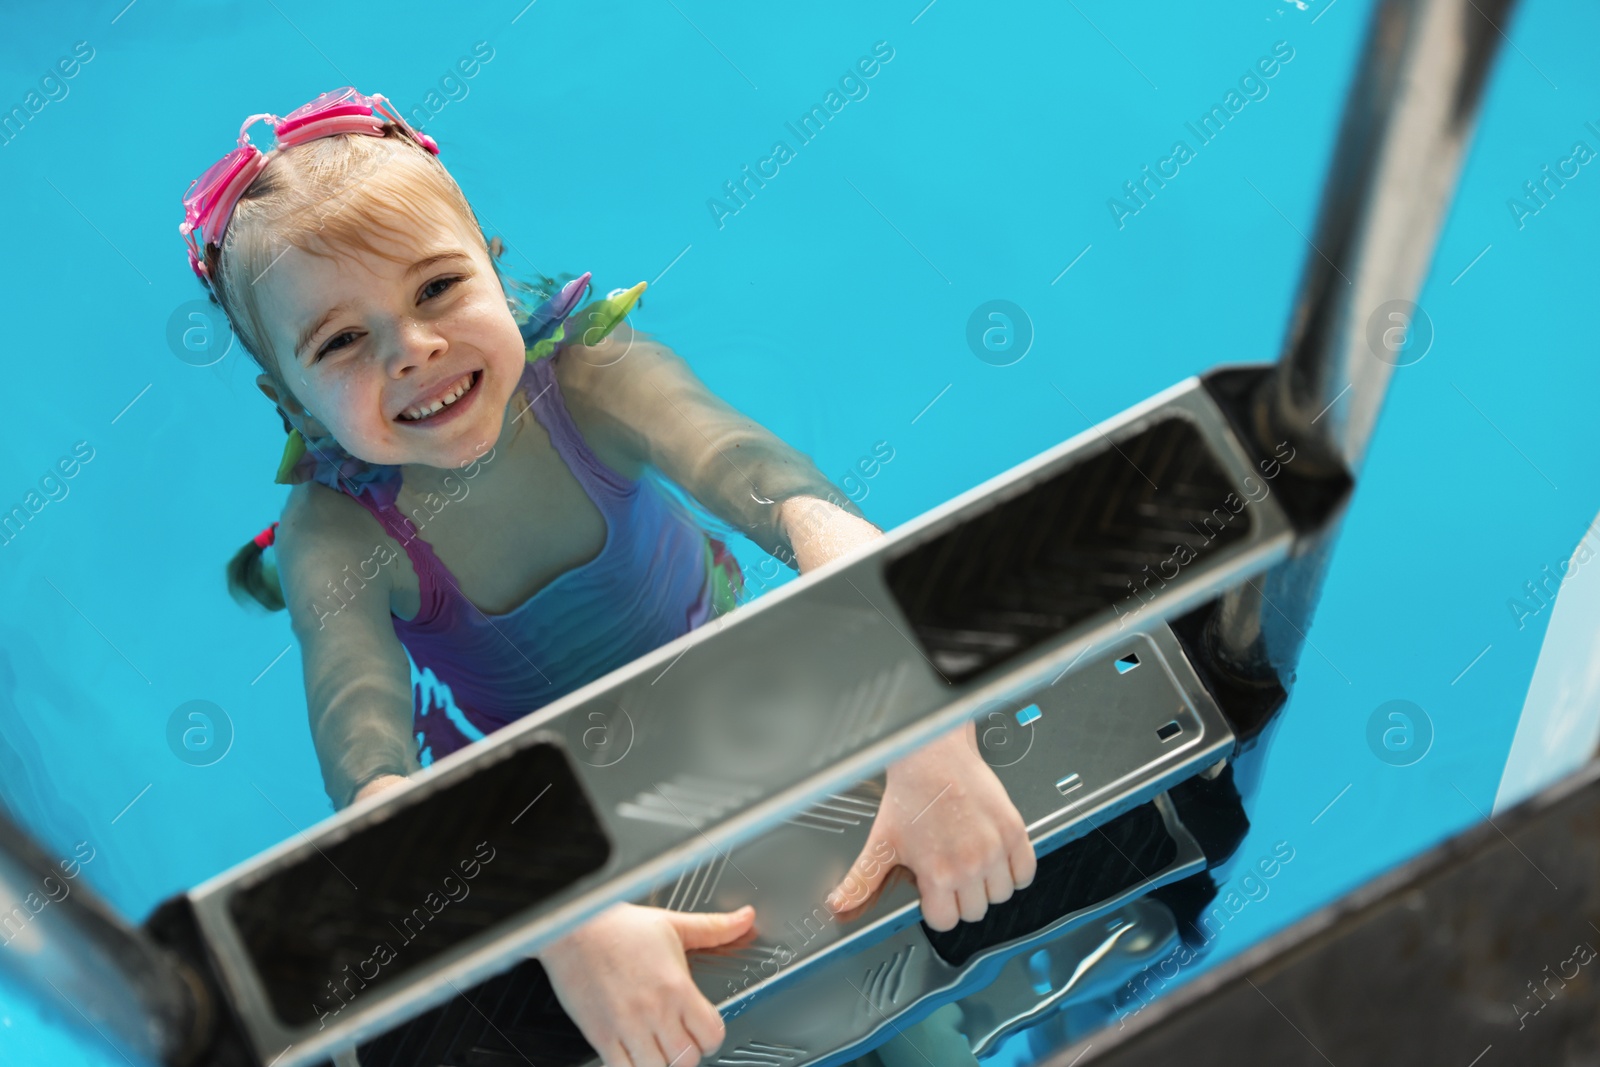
[{"x1": 1, "y1": 0, "x2": 1596, "y2": 1063}]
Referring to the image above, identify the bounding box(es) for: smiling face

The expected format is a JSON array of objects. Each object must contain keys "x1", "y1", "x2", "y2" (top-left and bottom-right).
[{"x1": 253, "y1": 209, "x2": 528, "y2": 476}]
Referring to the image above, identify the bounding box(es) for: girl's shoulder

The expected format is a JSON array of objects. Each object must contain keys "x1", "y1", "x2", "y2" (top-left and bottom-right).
[
  {"x1": 276, "y1": 479, "x2": 395, "y2": 566},
  {"x1": 271, "y1": 480, "x2": 406, "y2": 638}
]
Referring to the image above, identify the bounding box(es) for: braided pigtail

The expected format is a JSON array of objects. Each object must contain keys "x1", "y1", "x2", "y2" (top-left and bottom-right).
[{"x1": 226, "y1": 523, "x2": 286, "y2": 613}]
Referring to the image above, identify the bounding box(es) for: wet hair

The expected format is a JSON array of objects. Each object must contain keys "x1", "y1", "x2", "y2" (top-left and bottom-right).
[{"x1": 212, "y1": 125, "x2": 578, "y2": 614}]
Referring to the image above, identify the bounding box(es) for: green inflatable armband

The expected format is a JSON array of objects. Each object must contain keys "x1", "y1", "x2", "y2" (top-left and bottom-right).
[
  {"x1": 274, "y1": 428, "x2": 307, "y2": 485},
  {"x1": 527, "y1": 280, "x2": 647, "y2": 362}
]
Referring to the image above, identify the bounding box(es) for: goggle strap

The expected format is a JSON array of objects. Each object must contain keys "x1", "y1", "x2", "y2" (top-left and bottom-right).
[
  {"x1": 372, "y1": 95, "x2": 439, "y2": 155},
  {"x1": 278, "y1": 111, "x2": 385, "y2": 145},
  {"x1": 200, "y1": 151, "x2": 270, "y2": 247}
]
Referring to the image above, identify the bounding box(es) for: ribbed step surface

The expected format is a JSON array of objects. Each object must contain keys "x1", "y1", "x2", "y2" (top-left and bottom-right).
[
  {"x1": 232, "y1": 742, "x2": 609, "y2": 1026},
  {"x1": 884, "y1": 416, "x2": 1249, "y2": 683},
  {"x1": 351, "y1": 800, "x2": 1178, "y2": 1066}
]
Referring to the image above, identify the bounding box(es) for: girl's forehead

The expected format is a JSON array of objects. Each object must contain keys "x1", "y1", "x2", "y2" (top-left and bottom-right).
[{"x1": 264, "y1": 216, "x2": 478, "y2": 314}]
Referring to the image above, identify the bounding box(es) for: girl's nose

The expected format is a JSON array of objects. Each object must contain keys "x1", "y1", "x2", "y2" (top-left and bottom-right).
[{"x1": 385, "y1": 317, "x2": 448, "y2": 376}]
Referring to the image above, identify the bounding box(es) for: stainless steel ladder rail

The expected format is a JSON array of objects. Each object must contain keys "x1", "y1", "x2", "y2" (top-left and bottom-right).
[
  {"x1": 173, "y1": 378, "x2": 1299, "y2": 1067},
  {"x1": 1202, "y1": 0, "x2": 1517, "y2": 697},
  {"x1": 343, "y1": 619, "x2": 1249, "y2": 1067},
  {"x1": 674, "y1": 625, "x2": 1230, "y2": 1048}
]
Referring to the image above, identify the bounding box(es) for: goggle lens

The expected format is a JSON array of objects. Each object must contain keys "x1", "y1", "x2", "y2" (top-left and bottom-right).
[
  {"x1": 183, "y1": 147, "x2": 251, "y2": 214},
  {"x1": 281, "y1": 86, "x2": 361, "y2": 125},
  {"x1": 182, "y1": 88, "x2": 437, "y2": 282}
]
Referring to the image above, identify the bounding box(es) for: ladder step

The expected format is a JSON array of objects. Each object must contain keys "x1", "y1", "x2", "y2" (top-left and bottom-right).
[{"x1": 164, "y1": 378, "x2": 1290, "y2": 1067}]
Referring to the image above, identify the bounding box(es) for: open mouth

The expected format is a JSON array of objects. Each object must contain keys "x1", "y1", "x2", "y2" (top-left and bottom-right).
[{"x1": 396, "y1": 370, "x2": 482, "y2": 426}]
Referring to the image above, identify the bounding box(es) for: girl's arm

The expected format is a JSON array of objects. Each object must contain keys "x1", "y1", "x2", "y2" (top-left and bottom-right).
[
  {"x1": 776, "y1": 494, "x2": 886, "y2": 572},
  {"x1": 563, "y1": 323, "x2": 1036, "y2": 934},
  {"x1": 557, "y1": 325, "x2": 1037, "y2": 931},
  {"x1": 555, "y1": 322, "x2": 877, "y2": 568},
  {"x1": 273, "y1": 483, "x2": 421, "y2": 809}
]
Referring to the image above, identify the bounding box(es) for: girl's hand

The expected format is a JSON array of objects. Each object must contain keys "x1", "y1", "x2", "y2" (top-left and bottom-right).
[
  {"x1": 352, "y1": 773, "x2": 408, "y2": 804},
  {"x1": 353, "y1": 774, "x2": 753, "y2": 1064},
  {"x1": 539, "y1": 902, "x2": 755, "y2": 1067},
  {"x1": 825, "y1": 720, "x2": 1036, "y2": 932}
]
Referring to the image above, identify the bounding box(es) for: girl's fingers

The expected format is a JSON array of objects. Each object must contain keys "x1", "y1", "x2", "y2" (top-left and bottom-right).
[
  {"x1": 984, "y1": 862, "x2": 1016, "y2": 906},
  {"x1": 922, "y1": 887, "x2": 959, "y2": 932},
  {"x1": 598, "y1": 1037, "x2": 636, "y2": 1067},
  {"x1": 619, "y1": 1028, "x2": 662, "y2": 1067},
  {"x1": 657, "y1": 1016, "x2": 702, "y2": 1067},
  {"x1": 681, "y1": 999, "x2": 727, "y2": 1059},
  {"x1": 1010, "y1": 837, "x2": 1038, "y2": 890},
  {"x1": 955, "y1": 881, "x2": 989, "y2": 924}
]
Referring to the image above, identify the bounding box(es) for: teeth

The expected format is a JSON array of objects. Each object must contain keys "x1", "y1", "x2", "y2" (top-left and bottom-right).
[{"x1": 400, "y1": 373, "x2": 474, "y2": 422}]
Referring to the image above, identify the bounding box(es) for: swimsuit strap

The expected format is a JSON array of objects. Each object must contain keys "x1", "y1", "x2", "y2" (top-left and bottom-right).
[
  {"x1": 521, "y1": 353, "x2": 635, "y2": 498},
  {"x1": 339, "y1": 481, "x2": 456, "y2": 625}
]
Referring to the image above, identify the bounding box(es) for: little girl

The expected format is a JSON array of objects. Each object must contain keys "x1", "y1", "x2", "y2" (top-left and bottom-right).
[{"x1": 186, "y1": 87, "x2": 1035, "y2": 1067}]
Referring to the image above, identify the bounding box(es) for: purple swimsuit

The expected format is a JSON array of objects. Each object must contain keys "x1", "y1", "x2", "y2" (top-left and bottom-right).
[{"x1": 340, "y1": 353, "x2": 735, "y2": 766}]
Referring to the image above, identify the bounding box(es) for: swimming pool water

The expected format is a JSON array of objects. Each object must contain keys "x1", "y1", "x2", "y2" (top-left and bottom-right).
[{"x1": 1, "y1": 0, "x2": 1597, "y2": 1063}]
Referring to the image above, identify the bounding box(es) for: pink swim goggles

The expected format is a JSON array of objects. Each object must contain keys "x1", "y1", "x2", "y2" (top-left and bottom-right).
[{"x1": 178, "y1": 86, "x2": 440, "y2": 284}]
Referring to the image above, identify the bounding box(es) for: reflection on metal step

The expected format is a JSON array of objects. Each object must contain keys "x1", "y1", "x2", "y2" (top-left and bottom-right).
[
  {"x1": 703, "y1": 794, "x2": 1203, "y2": 1067},
  {"x1": 654, "y1": 623, "x2": 1230, "y2": 1017},
  {"x1": 859, "y1": 944, "x2": 917, "y2": 1014},
  {"x1": 346, "y1": 625, "x2": 1235, "y2": 1067},
  {"x1": 660, "y1": 852, "x2": 732, "y2": 914},
  {"x1": 960, "y1": 897, "x2": 1179, "y2": 1058},
  {"x1": 712, "y1": 1040, "x2": 808, "y2": 1066}
]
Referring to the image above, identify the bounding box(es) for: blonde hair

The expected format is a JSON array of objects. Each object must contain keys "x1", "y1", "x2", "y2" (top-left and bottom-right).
[
  {"x1": 212, "y1": 125, "x2": 572, "y2": 612},
  {"x1": 205, "y1": 126, "x2": 553, "y2": 381}
]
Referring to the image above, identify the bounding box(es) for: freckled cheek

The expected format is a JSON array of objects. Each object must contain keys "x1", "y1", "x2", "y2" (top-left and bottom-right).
[
  {"x1": 319, "y1": 379, "x2": 384, "y2": 437},
  {"x1": 459, "y1": 291, "x2": 525, "y2": 353},
  {"x1": 463, "y1": 330, "x2": 525, "y2": 388}
]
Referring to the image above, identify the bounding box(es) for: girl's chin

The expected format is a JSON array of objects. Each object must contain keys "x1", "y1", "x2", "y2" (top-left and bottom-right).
[{"x1": 395, "y1": 414, "x2": 511, "y2": 471}]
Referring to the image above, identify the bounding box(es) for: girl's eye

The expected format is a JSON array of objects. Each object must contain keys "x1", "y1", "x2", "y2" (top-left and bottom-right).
[
  {"x1": 315, "y1": 332, "x2": 358, "y2": 362},
  {"x1": 309, "y1": 277, "x2": 462, "y2": 362},
  {"x1": 421, "y1": 275, "x2": 463, "y2": 301}
]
